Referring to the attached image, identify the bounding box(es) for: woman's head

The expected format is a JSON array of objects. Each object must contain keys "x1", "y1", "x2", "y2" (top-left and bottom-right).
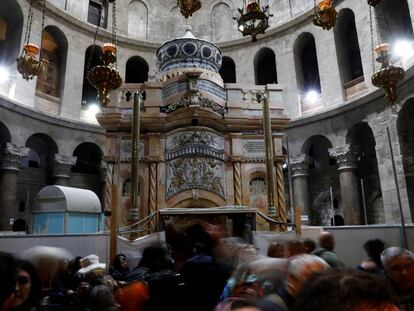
[
  {"x1": 10, "y1": 260, "x2": 41, "y2": 309},
  {"x1": 113, "y1": 254, "x2": 128, "y2": 271},
  {"x1": 138, "y1": 245, "x2": 174, "y2": 272}
]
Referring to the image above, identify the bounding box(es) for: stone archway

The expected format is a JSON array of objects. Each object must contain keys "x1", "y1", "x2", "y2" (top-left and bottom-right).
[
  {"x1": 301, "y1": 135, "x2": 340, "y2": 225},
  {"x1": 398, "y1": 99, "x2": 414, "y2": 221}
]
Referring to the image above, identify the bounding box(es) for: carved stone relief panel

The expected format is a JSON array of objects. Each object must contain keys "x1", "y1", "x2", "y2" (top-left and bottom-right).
[
  {"x1": 166, "y1": 129, "x2": 226, "y2": 199},
  {"x1": 120, "y1": 140, "x2": 145, "y2": 162},
  {"x1": 166, "y1": 157, "x2": 226, "y2": 199}
]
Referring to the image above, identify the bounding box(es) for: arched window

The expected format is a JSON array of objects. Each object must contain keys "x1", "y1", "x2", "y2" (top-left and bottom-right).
[
  {"x1": 88, "y1": 0, "x2": 108, "y2": 27},
  {"x1": 254, "y1": 48, "x2": 277, "y2": 85},
  {"x1": 347, "y1": 122, "x2": 384, "y2": 224},
  {"x1": 82, "y1": 45, "x2": 103, "y2": 107},
  {"x1": 0, "y1": 121, "x2": 11, "y2": 147},
  {"x1": 0, "y1": 18, "x2": 6, "y2": 41},
  {"x1": 376, "y1": 0, "x2": 413, "y2": 45},
  {"x1": 123, "y1": 178, "x2": 131, "y2": 197},
  {"x1": 128, "y1": 0, "x2": 148, "y2": 40},
  {"x1": 123, "y1": 178, "x2": 140, "y2": 196},
  {"x1": 301, "y1": 135, "x2": 339, "y2": 226},
  {"x1": 23, "y1": 133, "x2": 58, "y2": 169},
  {"x1": 212, "y1": 2, "x2": 232, "y2": 42},
  {"x1": 0, "y1": 0, "x2": 23, "y2": 65},
  {"x1": 125, "y1": 56, "x2": 149, "y2": 83},
  {"x1": 302, "y1": 135, "x2": 334, "y2": 169},
  {"x1": 72, "y1": 142, "x2": 103, "y2": 174},
  {"x1": 36, "y1": 26, "x2": 68, "y2": 98},
  {"x1": 398, "y1": 100, "x2": 414, "y2": 222},
  {"x1": 334, "y1": 9, "x2": 364, "y2": 86},
  {"x1": 250, "y1": 177, "x2": 267, "y2": 194},
  {"x1": 294, "y1": 33, "x2": 321, "y2": 93},
  {"x1": 219, "y1": 56, "x2": 236, "y2": 83}
]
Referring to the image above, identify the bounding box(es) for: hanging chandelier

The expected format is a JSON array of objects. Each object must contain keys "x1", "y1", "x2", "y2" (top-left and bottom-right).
[
  {"x1": 369, "y1": 4, "x2": 404, "y2": 105},
  {"x1": 87, "y1": 1, "x2": 122, "y2": 106},
  {"x1": 312, "y1": 0, "x2": 337, "y2": 31},
  {"x1": 234, "y1": 0, "x2": 273, "y2": 42},
  {"x1": 371, "y1": 44, "x2": 405, "y2": 104},
  {"x1": 16, "y1": 0, "x2": 46, "y2": 80},
  {"x1": 177, "y1": 0, "x2": 202, "y2": 19}
]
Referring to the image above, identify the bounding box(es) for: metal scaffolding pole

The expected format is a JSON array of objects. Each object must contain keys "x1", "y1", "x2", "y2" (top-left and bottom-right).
[
  {"x1": 129, "y1": 91, "x2": 145, "y2": 225},
  {"x1": 261, "y1": 92, "x2": 277, "y2": 228},
  {"x1": 387, "y1": 126, "x2": 408, "y2": 249}
]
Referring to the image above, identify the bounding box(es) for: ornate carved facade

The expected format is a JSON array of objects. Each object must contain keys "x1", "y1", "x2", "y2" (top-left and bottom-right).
[{"x1": 98, "y1": 29, "x2": 289, "y2": 229}]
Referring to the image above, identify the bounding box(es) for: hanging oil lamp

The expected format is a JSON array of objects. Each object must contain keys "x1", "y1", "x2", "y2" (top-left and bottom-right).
[
  {"x1": 234, "y1": 0, "x2": 273, "y2": 42},
  {"x1": 312, "y1": 0, "x2": 337, "y2": 31},
  {"x1": 16, "y1": 0, "x2": 45, "y2": 80},
  {"x1": 371, "y1": 43, "x2": 405, "y2": 104},
  {"x1": 177, "y1": 0, "x2": 202, "y2": 19},
  {"x1": 16, "y1": 43, "x2": 43, "y2": 80},
  {"x1": 87, "y1": 43, "x2": 122, "y2": 106},
  {"x1": 87, "y1": 1, "x2": 122, "y2": 106},
  {"x1": 368, "y1": 3, "x2": 405, "y2": 105}
]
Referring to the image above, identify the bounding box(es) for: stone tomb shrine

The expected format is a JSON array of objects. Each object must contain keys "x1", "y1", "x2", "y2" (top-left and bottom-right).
[{"x1": 98, "y1": 28, "x2": 289, "y2": 231}]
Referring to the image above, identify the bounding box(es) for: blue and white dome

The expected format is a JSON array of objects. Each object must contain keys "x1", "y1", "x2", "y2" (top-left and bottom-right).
[{"x1": 156, "y1": 29, "x2": 222, "y2": 74}]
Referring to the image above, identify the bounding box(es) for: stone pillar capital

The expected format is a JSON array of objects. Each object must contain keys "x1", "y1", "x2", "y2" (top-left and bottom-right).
[
  {"x1": 290, "y1": 154, "x2": 310, "y2": 178},
  {"x1": 53, "y1": 154, "x2": 77, "y2": 179},
  {"x1": 329, "y1": 144, "x2": 357, "y2": 171},
  {"x1": 0, "y1": 143, "x2": 29, "y2": 172}
]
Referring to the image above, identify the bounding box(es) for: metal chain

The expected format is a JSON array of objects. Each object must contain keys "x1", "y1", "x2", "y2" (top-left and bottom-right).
[
  {"x1": 24, "y1": 0, "x2": 34, "y2": 44},
  {"x1": 373, "y1": 6, "x2": 383, "y2": 45},
  {"x1": 112, "y1": 1, "x2": 117, "y2": 46},
  {"x1": 41, "y1": 0, "x2": 46, "y2": 33},
  {"x1": 86, "y1": 25, "x2": 101, "y2": 75},
  {"x1": 112, "y1": 0, "x2": 118, "y2": 68},
  {"x1": 369, "y1": 6, "x2": 376, "y2": 73}
]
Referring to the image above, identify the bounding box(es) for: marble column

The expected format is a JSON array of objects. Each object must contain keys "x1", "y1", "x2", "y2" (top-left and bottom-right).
[
  {"x1": 0, "y1": 143, "x2": 29, "y2": 231},
  {"x1": 329, "y1": 144, "x2": 362, "y2": 225},
  {"x1": 290, "y1": 154, "x2": 310, "y2": 220},
  {"x1": 275, "y1": 156, "x2": 287, "y2": 231},
  {"x1": 53, "y1": 154, "x2": 77, "y2": 186},
  {"x1": 100, "y1": 160, "x2": 113, "y2": 230},
  {"x1": 233, "y1": 160, "x2": 243, "y2": 206},
  {"x1": 149, "y1": 162, "x2": 157, "y2": 217}
]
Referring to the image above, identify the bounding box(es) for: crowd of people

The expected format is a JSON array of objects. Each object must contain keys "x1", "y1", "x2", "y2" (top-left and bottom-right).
[{"x1": 1, "y1": 225, "x2": 414, "y2": 311}]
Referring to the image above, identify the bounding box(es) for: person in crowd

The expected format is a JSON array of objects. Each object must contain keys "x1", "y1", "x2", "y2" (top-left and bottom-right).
[
  {"x1": 124, "y1": 244, "x2": 179, "y2": 311},
  {"x1": 110, "y1": 254, "x2": 130, "y2": 281},
  {"x1": 267, "y1": 243, "x2": 284, "y2": 259},
  {"x1": 89, "y1": 285, "x2": 120, "y2": 311},
  {"x1": 114, "y1": 281, "x2": 148, "y2": 311},
  {"x1": 215, "y1": 274, "x2": 269, "y2": 311},
  {"x1": 181, "y1": 242, "x2": 230, "y2": 311},
  {"x1": 55, "y1": 259, "x2": 76, "y2": 292},
  {"x1": 9, "y1": 260, "x2": 41, "y2": 311},
  {"x1": 314, "y1": 231, "x2": 345, "y2": 268},
  {"x1": 293, "y1": 269, "x2": 400, "y2": 311},
  {"x1": 0, "y1": 252, "x2": 18, "y2": 311},
  {"x1": 356, "y1": 239, "x2": 385, "y2": 276},
  {"x1": 62, "y1": 256, "x2": 81, "y2": 291},
  {"x1": 303, "y1": 239, "x2": 316, "y2": 254},
  {"x1": 258, "y1": 254, "x2": 329, "y2": 311},
  {"x1": 124, "y1": 245, "x2": 174, "y2": 283},
  {"x1": 231, "y1": 299, "x2": 263, "y2": 311},
  {"x1": 78, "y1": 255, "x2": 107, "y2": 286},
  {"x1": 381, "y1": 247, "x2": 414, "y2": 310},
  {"x1": 287, "y1": 240, "x2": 305, "y2": 257}
]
